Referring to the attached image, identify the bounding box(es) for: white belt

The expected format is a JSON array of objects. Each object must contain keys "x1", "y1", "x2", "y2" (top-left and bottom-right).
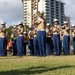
[
  {"x1": 64, "y1": 34, "x2": 69, "y2": 36},
  {"x1": 46, "y1": 36, "x2": 51, "y2": 37},
  {"x1": 53, "y1": 33, "x2": 59, "y2": 35},
  {"x1": 19, "y1": 35, "x2": 23, "y2": 36},
  {"x1": 2, "y1": 36, "x2": 5, "y2": 38},
  {"x1": 38, "y1": 29, "x2": 45, "y2": 31}
]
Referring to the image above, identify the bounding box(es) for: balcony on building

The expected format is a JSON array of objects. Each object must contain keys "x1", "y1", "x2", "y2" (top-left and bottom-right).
[
  {"x1": 51, "y1": 2, "x2": 54, "y2": 5},
  {"x1": 45, "y1": 6, "x2": 49, "y2": 8},
  {"x1": 46, "y1": 11, "x2": 50, "y2": 14},
  {"x1": 24, "y1": 11, "x2": 27, "y2": 13},
  {"x1": 24, "y1": 6, "x2": 27, "y2": 8},
  {"x1": 24, "y1": 5, "x2": 27, "y2": 7},
  {"x1": 51, "y1": 10, "x2": 54, "y2": 13},
  {"x1": 24, "y1": 16, "x2": 27, "y2": 18},
  {"x1": 45, "y1": 2, "x2": 49, "y2": 5},
  {"x1": 24, "y1": 2, "x2": 27, "y2": 4},
  {"x1": 56, "y1": 15, "x2": 59, "y2": 18},
  {"x1": 45, "y1": 0, "x2": 49, "y2": 2},
  {"x1": 61, "y1": 10, "x2": 64, "y2": 12},
  {"x1": 56, "y1": 12, "x2": 59, "y2": 14},
  {"x1": 46, "y1": 8, "x2": 50, "y2": 11},
  {"x1": 61, "y1": 13, "x2": 64, "y2": 15},
  {"x1": 61, "y1": 8, "x2": 64, "y2": 10}
]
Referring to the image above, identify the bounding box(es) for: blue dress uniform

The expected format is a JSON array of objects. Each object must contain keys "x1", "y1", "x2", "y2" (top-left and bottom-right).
[
  {"x1": 16, "y1": 35, "x2": 24, "y2": 56},
  {"x1": 63, "y1": 26, "x2": 70, "y2": 55},
  {"x1": 46, "y1": 25, "x2": 52, "y2": 55},
  {"x1": 12, "y1": 39, "x2": 17, "y2": 56},
  {"x1": 52, "y1": 19, "x2": 61, "y2": 55},
  {"x1": 0, "y1": 31, "x2": 7, "y2": 56},
  {"x1": 0, "y1": 22, "x2": 7, "y2": 56},
  {"x1": 0, "y1": 38, "x2": 5, "y2": 56},
  {"x1": 72, "y1": 37, "x2": 75, "y2": 54},
  {"x1": 71, "y1": 27, "x2": 75, "y2": 54},
  {"x1": 37, "y1": 16, "x2": 46, "y2": 56},
  {"x1": 28, "y1": 30, "x2": 34, "y2": 56},
  {"x1": 16, "y1": 22, "x2": 24, "y2": 56},
  {"x1": 72, "y1": 34, "x2": 75, "y2": 54},
  {"x1": 33, "y1": 28, "x2": 39, "y2": 56}
]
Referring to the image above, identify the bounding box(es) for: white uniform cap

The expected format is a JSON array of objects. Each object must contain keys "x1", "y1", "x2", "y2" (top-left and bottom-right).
[
  {"x1": 47, "y1": 23, "x2": 50, "y2": 26},
  {"x1": 13, "y1": 25, "x2": 16, "y2": 28},
  {"x1": 18, "y1": 22, "x2": 23, "y2": 25},
  {"x1": 64, "y1": 21, "x2": 68, "y2": 24},
  {"x1": 71, "y1": 24, "x2": 75, "y2": 27},
  {"x1": 54, "y1": 19, "x2": 58, "y2": 22},
  {"x1": 1, "y1": 22, "x2": 6, "y2": 25},
  {"x1": 23, "y1": 32, "x2": 26, "y2": 34},
  {"x1": 18, "y1": 26, "x2": 20, "y2": 29}
]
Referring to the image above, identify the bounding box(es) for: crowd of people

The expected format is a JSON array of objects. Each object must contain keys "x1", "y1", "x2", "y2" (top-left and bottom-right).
[{"x1": 0, "y1": 13, "x2": 75, "y2": 57}]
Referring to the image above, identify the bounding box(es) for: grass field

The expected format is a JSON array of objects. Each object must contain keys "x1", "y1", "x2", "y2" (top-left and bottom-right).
[{"x1": 0, "y1": 55, "x2": 75, "y2": 75}]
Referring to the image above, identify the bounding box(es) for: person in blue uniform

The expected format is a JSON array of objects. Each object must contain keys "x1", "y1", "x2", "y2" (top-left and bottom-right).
[
  {"x1": 16, "y1": 22, "x2": 24, "y2": 56},
  {"x1": 33, "y1": 26, "x2": 39, "y2": 56},
  {"x1": 28, "y1": 27, "x2": 34, "y2": 56},
  {"x1": 62, "y1": 21, "x2": 70, "y2": 55},
  {"x1": 46, "y1": 23, "x2": 54, "y2": 55},
  {"x1": 0, "y1": 22, "x2": 7, "y2": 56},
  {"x1": 36, "y1": 13, "x2": 46, "y2": 56},
  {"x1": 52, "y1": 19, "x2": 61, "y2": 56},
  {"x1": 71, "y1": 25, "x2": 75, "y2": 54}
]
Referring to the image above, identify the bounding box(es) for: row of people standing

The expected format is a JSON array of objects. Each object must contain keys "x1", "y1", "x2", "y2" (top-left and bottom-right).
[
  {"x1": 0, "y1": 14, "x2": 75, "y2": 56},
  {"x1": 28, "y1": 14, "x2": 57, "y2": 56},
  {"x1": 28, "y1": 14, "x2": 74, "y2": 56},
  {"x1": 0, "y1": 22, "x2": 27, "y2": 56},
  {"x1": 0, "y1": 22, "x2": 7, "y2": 56},
  {"x1": 11, "y1": 22, "x2": 27, "y2": 56}
]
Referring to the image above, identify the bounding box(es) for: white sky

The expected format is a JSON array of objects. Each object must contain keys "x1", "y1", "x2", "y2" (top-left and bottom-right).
[{"x1": 0, "y1": 0, "x2": 75, "y2": 27}]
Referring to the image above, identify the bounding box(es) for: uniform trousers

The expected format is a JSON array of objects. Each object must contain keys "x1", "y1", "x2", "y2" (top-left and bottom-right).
[
  {"x1": 33, "y1": 37, "x2": 39, "y2": 56},
  {"x1": 16, "y1": 36, "x2": 23, "y2": 56},
  {"x1": 0, "y1": 37, "x2": 7, "y2": 56},
  {"x1": 37, "y1": 31, "x2": 46, "y2": 56},
  {"x1": 63, "y1": 35, "x2": 70, "y2": 55},
  {"x1": 46, "y1": 37, "x2": 54, "y2": 55},
  {"x1": 72, "y1": 37, "x2": 75, "y2": 54},
  {"x1": 23, "y1": 41, "x2": 27, "y2": 55},
  {"x1": 12, "y1": 39, "x2": 17, "y2": 56},
  {"x1": 53, "y1": 34, "x2": 61, "y2": 55},
  {"x1": 28, "y1": 39, "x2": 34, "y2": 56}
]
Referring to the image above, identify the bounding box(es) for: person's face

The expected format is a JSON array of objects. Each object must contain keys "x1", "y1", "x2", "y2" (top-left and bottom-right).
[
  {"x1": 64, "y1": 23, "x2": 68, "y2": 26},
  {"x1": 1, "y1": 24, "x2": 5, "y2": 28},
  {"x1": 19, "y1": 25, "x2": 22, "y2": 28},
  {"x1": 47, "y1": 25, "x2": 50, "y2": 28},
  {"x1": 54, "y1": 21, "x2": 58, "y2": 25}
]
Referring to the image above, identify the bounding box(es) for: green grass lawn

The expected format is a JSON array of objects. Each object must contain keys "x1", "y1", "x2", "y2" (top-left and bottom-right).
[{"x1": 0, "y1": 55, "x2": 75, "y2": 75}]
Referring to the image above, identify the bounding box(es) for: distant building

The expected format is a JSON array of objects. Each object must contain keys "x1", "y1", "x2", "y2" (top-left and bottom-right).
[
  {"x1": 22, "y1": 0, "x2": 65, "y2": 27},
  {"x1": 38, "y1": 0, "x2": 65, "y2": 25},
  {"x1": 22, "y1": 0, "x2": 38, "y2": 27},
  {"x1": 64, "y1": 16, "x2": 71, "y2": 27}
]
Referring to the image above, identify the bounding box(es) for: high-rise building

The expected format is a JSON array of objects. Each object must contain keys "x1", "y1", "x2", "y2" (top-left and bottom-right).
[
  {"x1": 22, "y1": 0, "x2": 65, "y2": 26},
  {"x1": 22, "y1": 0, "x2": 38, "y2": 27},
  {"x1": 38, "y1": 0, "x2": 65, "y2": 25}
]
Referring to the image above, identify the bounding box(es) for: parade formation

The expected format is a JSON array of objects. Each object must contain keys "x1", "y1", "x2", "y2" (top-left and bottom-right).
[{"x1": 0, "y1": 13, "x2": 75, "y2": 57}]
